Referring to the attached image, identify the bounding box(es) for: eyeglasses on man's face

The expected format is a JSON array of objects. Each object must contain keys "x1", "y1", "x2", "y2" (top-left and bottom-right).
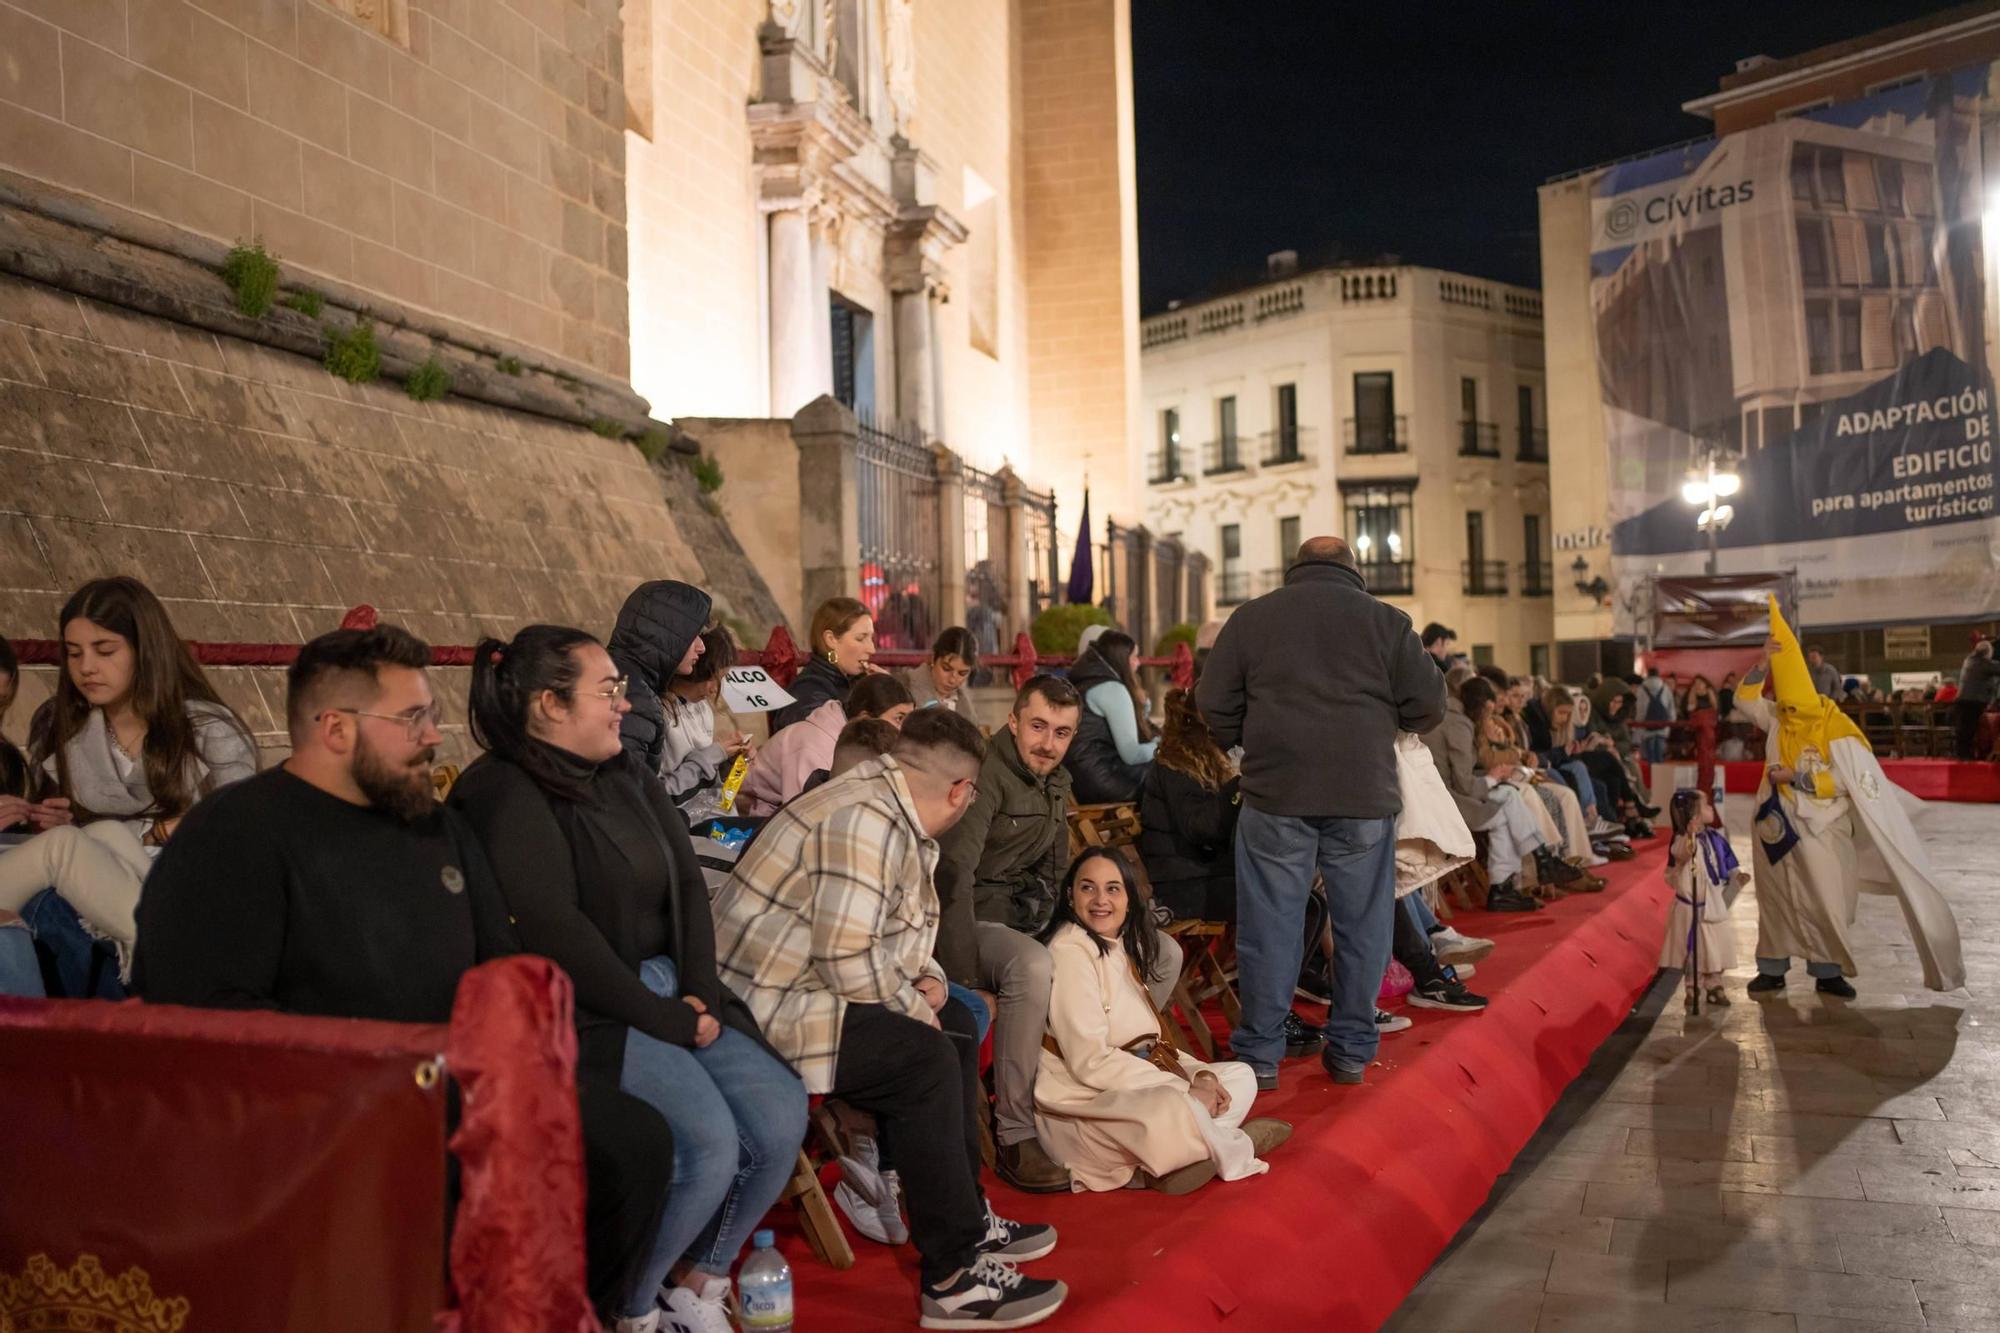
[{"x1": 319, "y1": 702, "x2": 445, "y2": 741}]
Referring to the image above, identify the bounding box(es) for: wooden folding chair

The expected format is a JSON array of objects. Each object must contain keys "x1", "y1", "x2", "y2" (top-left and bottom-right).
[
  {"x1": 780, "y1": 1101, "x2": 860, "y2": 1270},
  {"x1": 1067, "y1": 801, "x2": 1141, "y2": 857}
]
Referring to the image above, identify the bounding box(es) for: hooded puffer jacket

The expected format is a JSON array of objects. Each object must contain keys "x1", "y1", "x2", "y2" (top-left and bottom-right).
[
  {"x1": 607, "y1": 580, "x2": 713, "y2": 778},
  {"x1": 1062, "y1": 647, "x2": 1149, "y2": 804}
]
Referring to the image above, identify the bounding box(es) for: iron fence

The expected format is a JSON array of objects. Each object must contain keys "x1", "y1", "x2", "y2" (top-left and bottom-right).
[
  {"x1": 856, "y1": 410, "x2": 940, "y2": 651},
  {"x1": 1023, "y1": 483, "x2": 1059, "y2": 620},
  {"x1": 963, "y1": 464, "x2": 1008, "y2": 658}
]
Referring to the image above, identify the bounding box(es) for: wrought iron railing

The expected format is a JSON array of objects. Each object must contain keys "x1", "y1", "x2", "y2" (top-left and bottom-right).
[
  {"x1": 1521, "y1": 560, "x2": 1553, "y2": 596},
  {"x1": 1459, "y1": 421, "x2": 1501, "y2": 458},
  {"x1": 1148, "y1": 448, "x2": 1189, "y2": 485},
  {"x1": 1358, "y1": 559, "x2": 1414, "y2": 595},
  {"x1": 1462, "y1": 559, "x2": 1509, "y2": 596},
  {"x1": 1344, "y1": 415, "x2": 1407, "y2": 454},
  {"x1": 1260, "y1": 426, "x2": 1310, "y2": 466},
  {"x1": 1202, "y1": 438, "x2": 1248, "y2": 476},
  {"x1": 1516, "y1": 426, "x2": 1548, "y2": 462},
  {"x1": 1216, "y1": 569, "x2": 1250, "y2": 606},
  {"x1": 855, "y1": 411, "x2": 940, "y2": 651}
]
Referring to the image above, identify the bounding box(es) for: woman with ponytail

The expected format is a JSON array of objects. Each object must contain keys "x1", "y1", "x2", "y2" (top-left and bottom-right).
[{"x1": 448, "y1": 624, "x2": 806, "y2": 1333}]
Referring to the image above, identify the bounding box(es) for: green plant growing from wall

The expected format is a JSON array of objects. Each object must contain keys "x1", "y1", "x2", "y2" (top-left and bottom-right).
[
  {"x1": 1031, "y1": 604, "x2": 1113, "y2": 654},
  {"x1": 322, "y1": 319, "x2": 381, "y2": 384},
  {"x1": 220, "y1": 242, "x2": 280, "y2": 318},
  {"x1": 635, "y1": 426, "x2": 672, "y2": 462},
  {"x1": 589, "y1": 417, "x2": 624, "y2": 438},
  {"x1": 495, "y1": 354, "x2": 524, "y2": 376},
  {"x1": 687, "y1": 451, "x2": 724, "y2": 494},
  {"x1": 405, "y1": 357, "x2": 452, "y2": 402},
  {"x1": 280, "y1": 289, "x2": 324, "y2": 318}
]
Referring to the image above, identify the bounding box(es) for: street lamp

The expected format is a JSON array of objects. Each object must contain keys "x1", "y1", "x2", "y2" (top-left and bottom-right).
[{"x1": 1681, "y1": 448, "x2": 1741, "y2": 576}]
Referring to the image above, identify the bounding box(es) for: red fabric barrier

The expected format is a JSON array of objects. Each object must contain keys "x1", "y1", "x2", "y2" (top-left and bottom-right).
[
  {"x1": 769, "y1": 843, "x2": 1673, "y2": 1330},
  {"x1": 0, "y1": 958, "x2": 592, "y2": 1333}
]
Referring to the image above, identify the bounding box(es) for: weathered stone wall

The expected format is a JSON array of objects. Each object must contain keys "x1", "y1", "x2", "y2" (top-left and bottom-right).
[
  {"x1": 0, "y1": 0, "x2": 632, "y2": 378},
  {"x1": 0, "y1": 270, "x2": 783, "y2": 765}
]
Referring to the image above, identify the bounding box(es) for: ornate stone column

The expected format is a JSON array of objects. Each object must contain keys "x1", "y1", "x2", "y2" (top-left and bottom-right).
[{"x1": 767, "y1": 203, "x2": 826, "y2": 418}]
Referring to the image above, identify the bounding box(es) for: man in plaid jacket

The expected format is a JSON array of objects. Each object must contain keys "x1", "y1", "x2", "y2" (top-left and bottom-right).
[{"x1": 712, "y1": 709, "x2": 1068, "y2": 1330}]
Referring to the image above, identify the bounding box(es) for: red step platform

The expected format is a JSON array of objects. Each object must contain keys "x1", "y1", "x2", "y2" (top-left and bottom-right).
[
  {"x1": 767, "y1": 843, "x2": 1674, "y2": 1331},
  {"x1": 1708, "y1": 758, "x2": 2000, "y2": 802}
]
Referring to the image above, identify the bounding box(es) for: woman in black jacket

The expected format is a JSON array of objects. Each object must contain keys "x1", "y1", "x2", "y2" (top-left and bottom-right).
[
  {"x1": 769, "y1": 596, "x2": 879, "y2": 733},
  {"x1": 451, "y1": 625, "x2": 806, "y2": 1333},
  {"x1": 1063, "y1": 631, "x2": 1155, "y2": 804},
  {"x1": 1137, "y1": 689, "x2": 1240, "y2": 922}
]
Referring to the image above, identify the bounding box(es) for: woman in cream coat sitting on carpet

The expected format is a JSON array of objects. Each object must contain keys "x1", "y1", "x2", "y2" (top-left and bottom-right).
[{"x1": 1035, "y1": 847, "x2": 1291, "y2": 1193}]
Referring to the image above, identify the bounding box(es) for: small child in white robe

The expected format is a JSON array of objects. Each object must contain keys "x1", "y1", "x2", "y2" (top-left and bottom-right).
[{"x1": 1661, "y1": 788, "x2": 1745, "y2": 1006}]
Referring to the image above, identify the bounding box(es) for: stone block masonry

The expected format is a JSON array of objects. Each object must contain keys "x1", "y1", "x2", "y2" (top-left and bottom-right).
[{"x1": 0, "y1": 271, "x2": 783, "y2": 766}]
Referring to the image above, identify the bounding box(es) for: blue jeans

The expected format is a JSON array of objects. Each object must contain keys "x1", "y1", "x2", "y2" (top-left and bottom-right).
[
  {"x1": 1641, "y1": 732, "x2": 1667, "y2": 764},
  {"x1": 619, "y1": 958, "x2": 807, "y2": 1314},
  {"x1": 1409, "y1": 894, "x2": 1441, "y2": 935},
  {"x1": 21, "y1": 890, "x2": 123, "y2": 999},
  {"x1": 945, "y1": 981, "x2": 992, "y2": 1045},
  {"x1": 0, "y1": 918, "x2": 42, "y2": 997},
  {"x1": 1232, "y1": 805, "x2": 1398, "y2": 1074}
]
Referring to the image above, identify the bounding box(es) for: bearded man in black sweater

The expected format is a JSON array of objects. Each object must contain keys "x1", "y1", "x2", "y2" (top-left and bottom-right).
[{"x1": 136, "y1": 625, "x2": 674, "y2": 1322}]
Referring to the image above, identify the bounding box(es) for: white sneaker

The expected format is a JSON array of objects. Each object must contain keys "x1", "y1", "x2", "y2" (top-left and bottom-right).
[
  {"x1": 1584, "y1": 851, "x2": 1610, "y2": 868},
  {"x1": 1431, "y1": 926, "x2": 1493, "y2": 966},
  {"x1": 1589, "y1": 818, "x2": 1630, "y2": 841},
  {"x1": 614, "y1": 1313, "x2": 661, "y2": 1333},
  {"x1": 661, "y1": 1277, "x2": 735, "y2": 1333},
  {"x1": 1375, "y1": 1008, "x2": 1413, "y2": 1034},
  {"x1": 835, "y1": 1167, "x2": 909, "y2": 1245}
]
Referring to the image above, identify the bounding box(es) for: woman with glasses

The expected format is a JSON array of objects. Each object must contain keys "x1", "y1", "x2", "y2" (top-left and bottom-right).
[
  {"x1": 450, "y1": 623, "x2": 806, "y2": 1333},
  {"x1": 0, "y1": 576, "x2": 255, "y2": 994}
]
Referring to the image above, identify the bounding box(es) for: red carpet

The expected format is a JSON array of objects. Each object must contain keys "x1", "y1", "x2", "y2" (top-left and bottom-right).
[{"x1": 765, "y1": 843, "x2": 1673, "y2": 1330}]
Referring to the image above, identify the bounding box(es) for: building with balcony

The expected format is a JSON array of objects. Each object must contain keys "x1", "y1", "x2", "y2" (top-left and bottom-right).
[{"x1": 1139, "y1": 256, "x2": 1556, "y2": 672}]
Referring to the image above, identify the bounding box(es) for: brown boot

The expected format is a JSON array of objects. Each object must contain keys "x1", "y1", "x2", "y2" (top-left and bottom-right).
[
  {"x1": 1244, "y1": 1118, "x2": 1293, "y2": 1157},
  {"x1": 996, "y1": 1137, "x2": 1071, "y2": 1194},
  {"x1": 1135, "y1": 1158, "x2": 1218, "y2": 1194}
]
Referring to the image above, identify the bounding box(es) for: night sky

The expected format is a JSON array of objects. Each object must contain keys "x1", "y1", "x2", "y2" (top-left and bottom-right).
[{"x1": 1132, "y1": 0, "x2": 1962, "y2": 311}]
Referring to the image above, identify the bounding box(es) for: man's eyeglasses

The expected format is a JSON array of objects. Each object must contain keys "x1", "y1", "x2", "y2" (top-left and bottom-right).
[{"x1": 318, "y1": 703, "x2": 445, "y2": 741}]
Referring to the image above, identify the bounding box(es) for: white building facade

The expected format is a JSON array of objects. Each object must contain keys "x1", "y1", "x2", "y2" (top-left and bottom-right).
[{"x1": 1139, "y1": 262, "x2": 1558, "y2": 673}]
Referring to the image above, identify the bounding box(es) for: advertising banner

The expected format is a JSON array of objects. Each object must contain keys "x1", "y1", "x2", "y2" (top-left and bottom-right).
[{"x1": 1587, "y1": 67, "x2": 2000, "y2": 629}]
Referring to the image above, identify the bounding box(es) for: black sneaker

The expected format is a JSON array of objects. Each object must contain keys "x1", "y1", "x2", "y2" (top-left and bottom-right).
[
  {"x1": 1816, "y1": 976, "x2": 1857, "y2": 999},
  {"x1": 1485, "y1": 876, "x2": 1541, "y2": 913},
  {"x1": 1283, "y1": 1010, "x2": 1325, "y2": 1059},
  {"x1": 1408, "y1": 979, "x2": 1488, "y2": 1013},
  {"x1": 1747, "y1": 973, "x2": 1786, "y2": 995},
  {"x1": 920, "y1": 1255, "x2": 1067, "y2": 1330},
  {"x1": 979, "y1": 1203, "x2": 1056, "y2": 1262},
  {"x1": 1534, "y1": 848, "x2": 1584, "y2": 886}
]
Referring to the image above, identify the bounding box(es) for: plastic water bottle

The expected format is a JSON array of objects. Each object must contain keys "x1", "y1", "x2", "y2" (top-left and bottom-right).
[{"x1": 738, "y1": 1230, "x2": 793, "y2": 1332}]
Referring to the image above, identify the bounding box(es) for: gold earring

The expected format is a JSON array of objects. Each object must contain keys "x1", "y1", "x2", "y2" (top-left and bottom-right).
[{"x1": 825, "y1": 649, "x2": 838, "y2": 665}]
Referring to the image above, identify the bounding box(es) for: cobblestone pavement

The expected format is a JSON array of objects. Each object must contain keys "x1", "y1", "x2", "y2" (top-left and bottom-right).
[{"x1": 1390, "y1": 797, "x2": 2000, "y2": 1332}]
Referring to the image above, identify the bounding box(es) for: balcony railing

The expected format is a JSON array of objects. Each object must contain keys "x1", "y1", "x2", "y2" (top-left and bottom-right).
[
  {"x1": 1463, "y1": 559, "x2": 1509, "y2": 596},
  {"x1": 1458, "y1": 420, "x2": 1500, "y2": 458},
  {"x1": 1344, "y1": 415, "x2": 1408, "y2": 455},
  {"x1": 1202, "y1": 438, "x2": 1248, "y2": 477},
  {"x1": 1148, "y1": 448, "x2": 1189, "y2": 485},
  {"x1": 1358, "y1": 559, "x2": 1414, "y2": 595},
  {"x1": 1217, "y1": 569, "x2": 1250, "y2": 606},
  {"x1": 1521, "y1": 560, "x2": 1553, "y2": 596},
  {"x1": 1517, "y1": 426, "x2": 1548, "y2": 462},
  {"x1": 1259, "y1": 426, "x2": 1311, "y2": 466}
]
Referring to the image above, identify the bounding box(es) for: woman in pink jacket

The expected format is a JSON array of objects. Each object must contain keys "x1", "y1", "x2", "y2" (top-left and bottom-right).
[{"x1": 736, "y1": 674, "x2": 914, "y2": 815}]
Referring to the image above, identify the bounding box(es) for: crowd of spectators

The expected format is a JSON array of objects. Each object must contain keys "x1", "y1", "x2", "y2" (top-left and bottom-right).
[{"x1": 18, "y1": 557, "x2": 1972, "y2": 1329}]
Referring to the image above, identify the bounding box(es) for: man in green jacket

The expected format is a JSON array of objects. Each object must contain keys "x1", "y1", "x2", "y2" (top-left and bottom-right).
[{"x1": 933, "y1": 674, "x2": 1181, "y2": 1192}]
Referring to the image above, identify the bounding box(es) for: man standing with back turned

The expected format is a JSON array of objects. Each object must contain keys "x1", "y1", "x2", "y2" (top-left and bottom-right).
[{"x1": 1198, "y1": 537, "x2": 1446, "y2": 1089}]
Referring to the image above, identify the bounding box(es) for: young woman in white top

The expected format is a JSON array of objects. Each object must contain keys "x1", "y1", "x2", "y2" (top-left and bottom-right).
[{"x1": 0, "y1": 577, "x2": 256, "y2": 976}]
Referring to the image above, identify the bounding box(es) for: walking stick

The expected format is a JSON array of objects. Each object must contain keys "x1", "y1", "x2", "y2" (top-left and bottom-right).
[{"x1": 1684, "y1": 827, "x2": 1702, "y2": 1018}]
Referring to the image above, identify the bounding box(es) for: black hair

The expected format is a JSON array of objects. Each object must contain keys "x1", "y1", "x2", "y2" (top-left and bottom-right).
[
  {"x1": 832, "y1": 716, "x2": 900, "y2": 771},
  {"x1": 1091, "y1": 631, "x2": 1140, "y2": 686},
  {"x1": 1011, "y1": 673, "x2": 1080, "y2": 716},
  {"x1": 685, "y1": 624, "x2": 737, "y2": 684},
  {"x1": 288, "y1": 624, "x2": 432, "y2": 739},
  {"x1": 893, "y1": 706, "x2": 986, "y2": 770},
  {"x1": 1421, "y1": 623, "x2": 1454, "y2": 647},
  {"x1": 1669, "y1": 787, "x2": 1705, "y2": 838},
  {"x1": 468, "y1": 624, "x2": 602, "y2": 800},
  {"x1": 1475, "y1": 663, "x2": 1510, "y2": 690},
  {"x1": 931, "y1": 626, "x2": 979, "y2": 669},
  {"x1": 845, "y1": 672, "x2": 914, "y2": 719},
  {"x1": 1043, "y1": 846, "x2": 1160, "y2": 980},
  {"x1": 1459, "y1": 675, "x2": 1498, "y2": 724},
  {"x1": 0, "y1": 634, "x2": 17, "y2": 684}
]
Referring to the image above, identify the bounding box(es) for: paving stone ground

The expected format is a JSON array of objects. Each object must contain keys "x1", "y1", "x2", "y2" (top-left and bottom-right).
[{"x1": 1389, "y1": 795, "x2": 2000, "y2": 1332}]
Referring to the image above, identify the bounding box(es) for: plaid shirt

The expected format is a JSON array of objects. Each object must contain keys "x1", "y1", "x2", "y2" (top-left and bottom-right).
[{"x1": 711, "y1": 756, "x2": 941, "y2": 1093}]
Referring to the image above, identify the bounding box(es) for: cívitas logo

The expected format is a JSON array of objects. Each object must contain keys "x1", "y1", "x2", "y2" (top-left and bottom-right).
[{"x1": 1605, "y1": 180, "x2": 1755, "y2": 241}]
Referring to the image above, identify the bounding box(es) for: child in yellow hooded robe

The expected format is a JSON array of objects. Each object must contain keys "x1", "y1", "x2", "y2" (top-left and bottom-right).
[{"x1": 1738, "y1": 598, "x2": 1964, "y2": 997}]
